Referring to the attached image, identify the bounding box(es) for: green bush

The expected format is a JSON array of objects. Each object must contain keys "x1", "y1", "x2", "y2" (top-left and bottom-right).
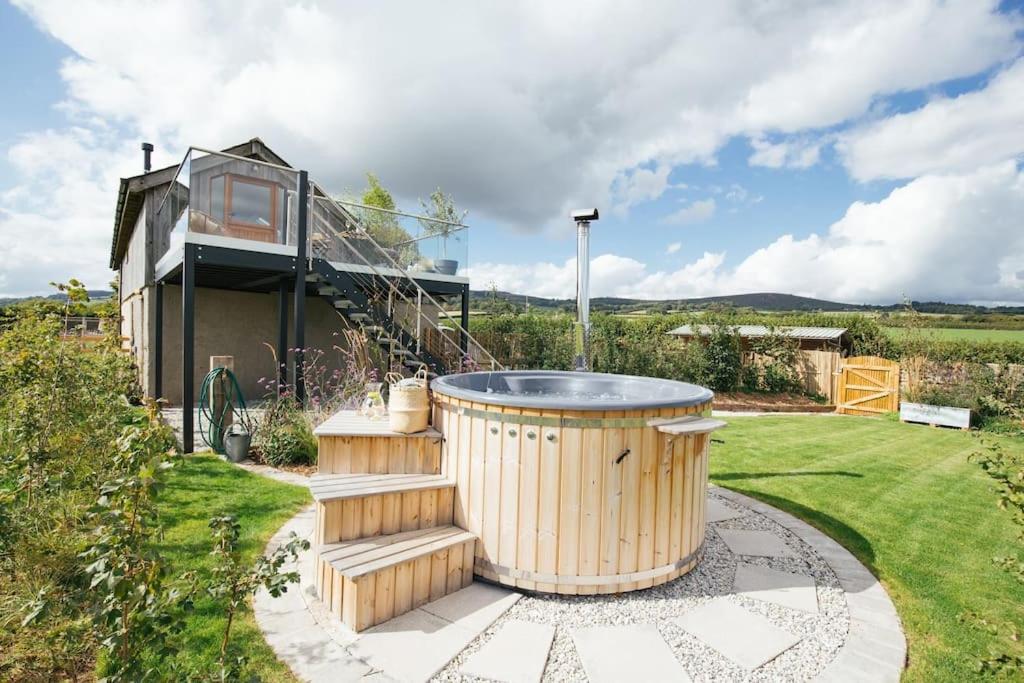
[
  {"x1": 702, "y1": 324, "x2": 742, "y2": 391},
  {"x1": 253, "y1": 400, "x2": 317, "y2": 467},
  {"x1": 967, "y1": 439, "x2": 1024, "y2": 674},
  {"x1": 892, "y1": 338, "x2": 1024, "y2": 364},
  {"x1": 0, "y1": 286, "x2": 155, "y2": 680}
]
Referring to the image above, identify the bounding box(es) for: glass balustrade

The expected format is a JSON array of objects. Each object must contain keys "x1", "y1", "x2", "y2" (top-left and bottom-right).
[
  {"x1": 150, "y1": 145, "x2": 497, "y2": 371},
  {"x1": 311, "y1": 196, "x2": 468, "y2": 276},
  {"x1": 152, "y1": 148, "x2": 469, "y2": 278}
]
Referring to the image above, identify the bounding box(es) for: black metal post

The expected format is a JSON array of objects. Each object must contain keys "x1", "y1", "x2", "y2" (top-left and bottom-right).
[
  {"x1": 460, "y1": 284, "x2": 470, "y2": 355},
  {"x1": 154, "y1": 281, "x2": 163, "y2": 399},
  {"x1": 277, "y1": 277, "x2": 289, "y2": 394},
  {"x1": 182, "y1": 244, "x2": 196, "y2": 452},
  {"x1": 293, "y1": 170, "x2": 309, "y2": 404}
]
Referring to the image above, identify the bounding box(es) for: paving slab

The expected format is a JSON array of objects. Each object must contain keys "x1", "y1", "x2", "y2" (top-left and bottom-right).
[
  {"x1": 257, "y1": 607, "x2": 371, "y2": 681},
  {"x1": 460, "y1": 620, "x2": 555, "y2": 683},
  {"x1": 420, "y1": 581, "x2": 522, "y2": 633},
  {"x1": 716, "y1": 528, "x2": 797, "y2": 558},
  {"x1": 572, "y1": 624, "x2": 691, "y2": 683},
  {"x1": 707, "y1": 498, "x2": 745, "y2": 523},
  {"x1": 351, "y1": 584, "x2": 520, "y2": 683},
  {"x1": 351, "y1": 608, "x2": 470, "y2": 683},
  {"x1": 733, "y1": 563, "x2": 818, "y2": 613},
  {"x1": 674, "y1": 598, "x2": 800, "y2": 669}
]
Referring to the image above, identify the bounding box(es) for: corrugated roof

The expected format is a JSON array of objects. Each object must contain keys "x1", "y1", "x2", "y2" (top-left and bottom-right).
[{"x1": 667, "y1": 324, "x2": 847, "y2": 340}]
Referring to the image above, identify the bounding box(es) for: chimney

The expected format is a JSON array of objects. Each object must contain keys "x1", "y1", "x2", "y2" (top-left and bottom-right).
[
  {"x1": 141, "y1": 142, "x2": 154, "y2": 172},
  {"x1": 570, "y1": 208, "x2": 599, "y2": 371}
]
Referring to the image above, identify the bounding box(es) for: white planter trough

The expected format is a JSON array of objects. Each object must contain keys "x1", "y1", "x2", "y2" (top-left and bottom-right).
[{"x1": 899, "y1": 402, "x2": 970, "y2": 430}]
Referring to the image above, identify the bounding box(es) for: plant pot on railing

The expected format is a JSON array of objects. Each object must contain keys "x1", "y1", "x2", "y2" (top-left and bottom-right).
[
  {"x1": 223, "y1": 424, "x2": 252, "y2": 462},
  {"x1": 434, "y1": 259, "x2": 459, "y2": 276}
]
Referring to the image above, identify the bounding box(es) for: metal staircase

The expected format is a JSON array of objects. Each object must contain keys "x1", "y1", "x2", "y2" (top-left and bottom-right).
[
  {"x1": 307, "y1": 260, "x2": 449, "y2": 376},
  {"x1": 302, "y1": 184, "x2": 501, "y2": 377}
]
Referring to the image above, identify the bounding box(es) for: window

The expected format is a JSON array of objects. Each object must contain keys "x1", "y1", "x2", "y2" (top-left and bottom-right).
[
  {"x1": 229, "y1": 178, "x2": 274, "y2": 227},
  {"x1": 209, "y1": 173, "x2": 284, "y2": 243}
]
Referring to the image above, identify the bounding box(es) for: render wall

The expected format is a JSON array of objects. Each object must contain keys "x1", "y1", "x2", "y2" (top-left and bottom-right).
[{"x1": 157, "y1": 285, "x2": 349, "y2": 405}]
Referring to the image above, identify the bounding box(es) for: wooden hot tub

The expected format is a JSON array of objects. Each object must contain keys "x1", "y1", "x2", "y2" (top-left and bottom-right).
[{"x1": 430, "y1": 370, "x2": 722, "y2": 595}]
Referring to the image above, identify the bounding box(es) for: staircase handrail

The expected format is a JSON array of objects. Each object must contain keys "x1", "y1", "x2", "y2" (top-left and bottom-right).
[{"x1": 307, "y1": 182, "x2": 503, "y2": 372}]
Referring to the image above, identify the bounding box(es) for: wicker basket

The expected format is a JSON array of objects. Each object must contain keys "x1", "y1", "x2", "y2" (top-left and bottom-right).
[{"x1": 386, "y1": 367, "x2": 430, "y2": 434}]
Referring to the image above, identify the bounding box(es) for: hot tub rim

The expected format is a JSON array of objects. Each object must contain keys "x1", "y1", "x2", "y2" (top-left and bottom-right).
[{"x1": 430, "y1": 369, "x2": 714, "y2": 411}]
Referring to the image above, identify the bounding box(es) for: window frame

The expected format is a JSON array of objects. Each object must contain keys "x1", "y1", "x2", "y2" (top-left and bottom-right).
[{"x1": 211, "y1": 173, "x2": 281, "y2": 233}]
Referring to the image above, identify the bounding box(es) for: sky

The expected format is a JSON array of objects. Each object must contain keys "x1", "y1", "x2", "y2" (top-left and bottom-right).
[{"x1": 1, "y1": 1, "x2": 1023, "y2": 305}]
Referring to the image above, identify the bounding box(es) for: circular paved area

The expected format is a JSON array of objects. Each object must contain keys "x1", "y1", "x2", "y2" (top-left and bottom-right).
[{"x1": 254, "y1": 479, "x2": 905, "y2": 682}]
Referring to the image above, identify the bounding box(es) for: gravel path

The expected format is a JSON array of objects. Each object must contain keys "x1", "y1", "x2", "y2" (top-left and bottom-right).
[{"x1": 434, "y1": 489, "x2": 849, "y2": 682}]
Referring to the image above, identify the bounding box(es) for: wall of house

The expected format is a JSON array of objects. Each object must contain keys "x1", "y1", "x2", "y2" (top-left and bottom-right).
[
  {"x1": 157, "y1": 285, "x2": 350, "y2": 405},
  {"x1": 119, "y1": 198, "x2": 152, "y2": 392},
  {"x1": 121, "y1": 202, "x2": 149, "y2": 294}
]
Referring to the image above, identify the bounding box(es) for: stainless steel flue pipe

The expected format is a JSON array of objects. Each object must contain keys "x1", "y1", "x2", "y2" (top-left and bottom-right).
[{"x1": 571, "y1": 208, "x2": 599, "y2": 371}]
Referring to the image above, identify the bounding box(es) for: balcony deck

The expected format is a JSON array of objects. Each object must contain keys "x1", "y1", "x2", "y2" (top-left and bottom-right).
[{"x1": 155, "y1": 231, "x2": 468, "y2": 296}]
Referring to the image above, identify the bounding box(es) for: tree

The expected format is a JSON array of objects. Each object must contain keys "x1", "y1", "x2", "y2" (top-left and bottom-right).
[
  {"x1": 359, "y1": 173, "x2": 412, "y2": 250},
  {"x1": 361, "y1": 173, "x2": 396, "y2": 212},
  {"x1": 418, "y1": 188, "x2": 467, "y2": 260}
]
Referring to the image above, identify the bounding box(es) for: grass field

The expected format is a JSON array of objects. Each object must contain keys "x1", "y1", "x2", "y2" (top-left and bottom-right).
[
  {"x1": 156, "y1": 455, "x2": 310, "y2": 681},
  {"x1": 711, "y1": 415, "x2": 1024, "y2": 682},
  {"x1": 883, "y1": 327, "x2": 1024, "y2": 342}
]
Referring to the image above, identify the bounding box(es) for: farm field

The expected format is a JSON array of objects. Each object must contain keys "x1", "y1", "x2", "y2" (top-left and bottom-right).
[
  {"x1": 711, "y1": 415, "x2": 1024, "y2": 682},
  {"x1": 883, "y1": 327, "x2": 1024, "y2": 341}
]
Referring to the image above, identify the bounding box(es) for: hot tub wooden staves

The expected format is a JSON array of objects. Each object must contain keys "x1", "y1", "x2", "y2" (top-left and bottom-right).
[{"x1": 432, "y1": 396, "x2": 723, "y2": 595}]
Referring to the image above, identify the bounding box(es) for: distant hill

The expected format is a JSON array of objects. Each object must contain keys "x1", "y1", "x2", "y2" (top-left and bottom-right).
[
  {"x1": 469, "y1": 290, "x2": 1024, "y2": 315},
  {"x1": 0, "y1": 290, "x2": 115, "y2": 307},
  {"x1": 470, "y1": 290, "x2": 868, "y2": 313}
]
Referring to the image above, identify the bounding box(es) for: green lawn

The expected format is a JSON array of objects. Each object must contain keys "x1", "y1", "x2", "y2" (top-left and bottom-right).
[
  {"x1": 883, "y1": 327, "x2": 1024, "y2": 342},
  {"x1": 157, "y1": 454, "x2": 310, "y2": 681},
  {"x1": 711, "y1": 416, "x2": 1024, "y2": 682}
]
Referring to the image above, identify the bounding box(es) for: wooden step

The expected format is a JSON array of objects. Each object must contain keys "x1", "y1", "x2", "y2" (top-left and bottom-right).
[
  {"x1": 315, "y1": 525, "x2": 477, "y2": 631},
  {"x1": 314, "y1": 410, "x2": 441, "y2": 439},
  {"x1": 313, "y1": 474, "x2": 456, "y2": 545},
  {"x1": 310, "y1": 473, "x2": 454, "y2": 503},
  {"x1": 316, "y1": 411, "x2": 443, "y2": 476}
]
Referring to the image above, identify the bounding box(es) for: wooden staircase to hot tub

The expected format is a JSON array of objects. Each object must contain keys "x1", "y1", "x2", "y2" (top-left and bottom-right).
[{"x1": 311, "y1": 411, "x2": 477, "y2": 632}]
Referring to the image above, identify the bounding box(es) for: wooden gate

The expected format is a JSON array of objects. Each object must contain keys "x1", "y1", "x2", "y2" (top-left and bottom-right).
[{"x1": 836, "y1": 356, "x2": 900, "y2": 416}]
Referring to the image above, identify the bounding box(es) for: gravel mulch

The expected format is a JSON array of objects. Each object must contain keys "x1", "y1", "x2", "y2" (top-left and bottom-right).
[{"x1": 433, "y1": 489, "x2": 849, "y2": 682}]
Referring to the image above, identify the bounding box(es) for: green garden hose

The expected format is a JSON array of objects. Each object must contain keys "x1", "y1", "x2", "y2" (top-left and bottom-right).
[{"x1": 198, "y1": 366, "x2": 251, "y2": 454}]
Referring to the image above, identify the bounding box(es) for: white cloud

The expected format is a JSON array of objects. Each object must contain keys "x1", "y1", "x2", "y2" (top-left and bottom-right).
[
  {"x1": 3, "y1": 0, "x2": 1022, "y2": 295},
  {"x1": 611, "y1": 164, "x2": 672, "y2": 214},
  {"x1": 666, "y1": 241, "x2": 682, "y2": 255},
  {"x1": 838, "y1": 58, "x2": 1024, "y2": 181},
  {"x1": 722, "y1": 183, "x2": 763, "y2": 205},
  {"x1": 749, "y1": 136, "x2": 822, "y2": 169},
  {"x1": 662, "y1": 198, "x2": 716, "y2": 225},
  {"x1": 0, "y1": 128, "x2": 137, "y2": 296},
  {"x1": 472, "y1": 163, "x2": 1024, "y2": 305}
]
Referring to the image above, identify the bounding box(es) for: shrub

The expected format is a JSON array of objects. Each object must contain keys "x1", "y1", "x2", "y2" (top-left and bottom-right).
[
  {"x1": 745, "y1": 327, "x2": 802, "y2": 393},
  {"x1": 702, "y1": 323, "x2": 743, "y2": 391},
  {"x1": 965, "y1": 439, "x2": 1024, "y2": 674},
  {"x1": 82, "y1": 405, "x2": 187, "y2": 682},
  {"x1": 252, "y1": 399, "x2": 317, "y2": 467},
  {"x1": 198, "y1": 515, "x2": 307, "y2": 680},
  {"x1": 0, "y1": 281, "x2": 162, "y2": 680}
]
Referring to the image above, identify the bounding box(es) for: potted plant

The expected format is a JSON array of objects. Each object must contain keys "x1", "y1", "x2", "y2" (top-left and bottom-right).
[{"x1": 419, "y1": 188, "x2": 467, "y2": 276}]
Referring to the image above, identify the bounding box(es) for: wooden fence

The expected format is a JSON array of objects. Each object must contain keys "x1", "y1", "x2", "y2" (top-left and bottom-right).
[{"x1": 749, "y1": 349, "x2": 841, "y2": 403}]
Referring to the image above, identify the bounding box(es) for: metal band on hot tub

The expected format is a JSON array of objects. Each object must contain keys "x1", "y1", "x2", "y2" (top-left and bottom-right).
[
  {"x1": 474, "y1": 543, "x2": 705, "y2": 586},
  {"x1": 435, "y1": 400, "x2": 712, "y2": 429}
]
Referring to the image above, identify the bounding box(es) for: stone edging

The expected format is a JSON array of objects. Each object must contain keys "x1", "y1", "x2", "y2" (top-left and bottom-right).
[{"x1": 713, "y1": 487, "x2": 907, "y2": 682}]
